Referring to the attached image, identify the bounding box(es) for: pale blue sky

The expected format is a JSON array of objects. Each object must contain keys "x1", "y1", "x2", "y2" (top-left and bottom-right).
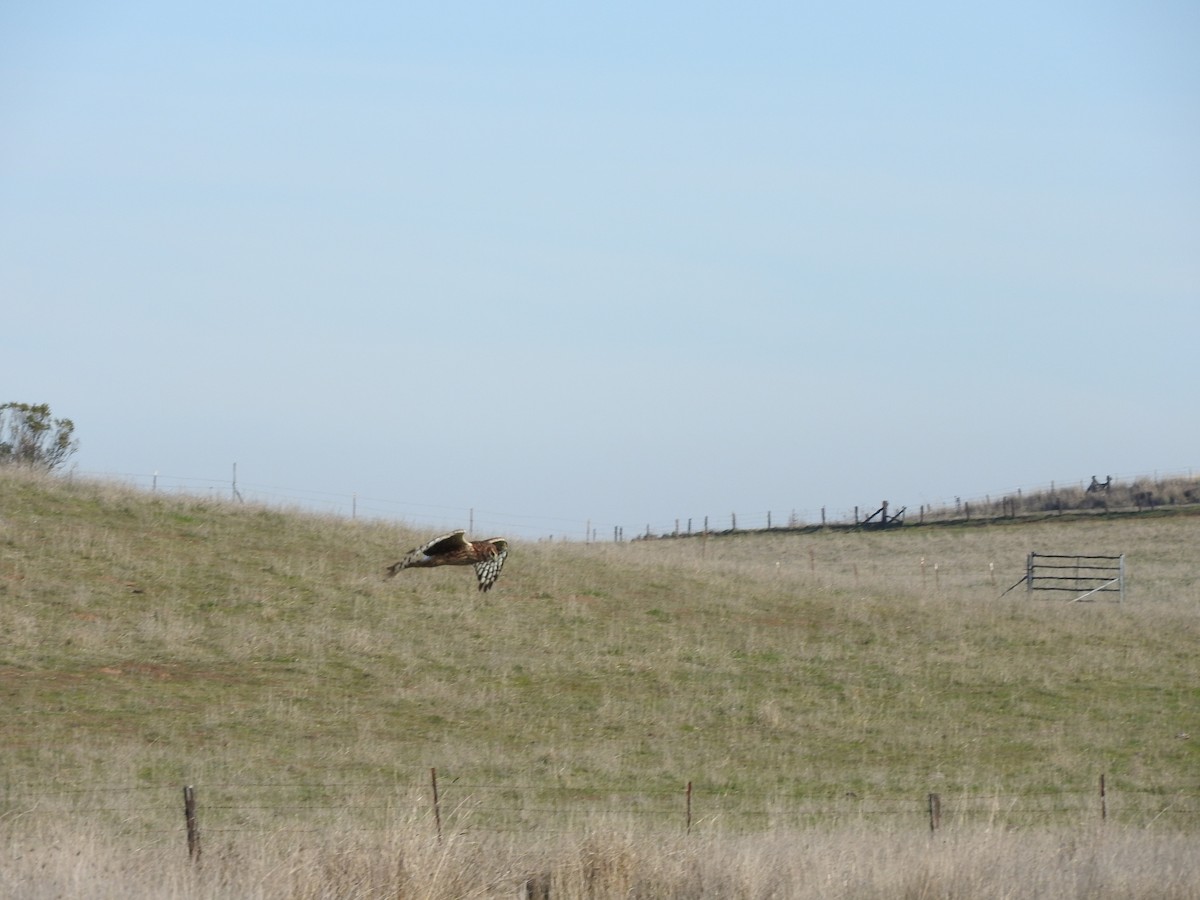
[{"x1": 3, "y1": 2, "x2": 1197, "y2": 538}]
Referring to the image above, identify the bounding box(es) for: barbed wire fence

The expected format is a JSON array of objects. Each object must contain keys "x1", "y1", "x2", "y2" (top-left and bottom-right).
[
  {"x1": 71, "y1": 467, "x2": 600, "y2": 542},
  {"x1": 68, "y1": 465, "x2": 1199, "y2": 544},
  {"x1": 4, "y1": 772, "x2": 1197, "y2": 859}
]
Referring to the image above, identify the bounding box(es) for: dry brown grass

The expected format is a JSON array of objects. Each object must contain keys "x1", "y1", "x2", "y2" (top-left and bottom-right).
[{"x1": 3, "y1": 817, "x2": 1199, "y2": 899}]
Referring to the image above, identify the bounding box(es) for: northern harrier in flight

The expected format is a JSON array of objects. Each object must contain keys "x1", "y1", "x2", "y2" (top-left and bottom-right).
[{"x1": 385, "y1": 530, "x2": 509, "y2": 592}]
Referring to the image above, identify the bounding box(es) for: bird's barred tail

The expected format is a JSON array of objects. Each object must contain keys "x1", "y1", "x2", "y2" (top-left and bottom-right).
[{"x1": 384, "y1": 550, "x2": 423, "y2": 578}]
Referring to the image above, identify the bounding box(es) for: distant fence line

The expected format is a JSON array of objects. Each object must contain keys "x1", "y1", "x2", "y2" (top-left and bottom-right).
[
  {"x1": 639, "y1": 472, "x2": 1200, "y2": 541},
  {"x1": 73, "y1": 468, "x2": 593, "y2": 541},
  {"x1": 69, "y1": 466, "x2": 1200, "y2": 543},
  {"x1": 5, "y1": 773, "x2": 1197, "y2": 855}
]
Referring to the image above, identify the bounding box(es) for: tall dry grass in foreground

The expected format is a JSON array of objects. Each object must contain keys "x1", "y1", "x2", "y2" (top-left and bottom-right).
[
  {"x1": 1, "y1": 469, "x2": 1198, "y2": 896},
  {"x1": 3, "y1": 818, "x2": 1199, "y2": 899}
]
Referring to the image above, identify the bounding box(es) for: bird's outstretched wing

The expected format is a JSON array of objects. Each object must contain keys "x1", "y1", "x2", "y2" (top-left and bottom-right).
[
  {"x1": 473, "y1": 539, "x2": 509, "y2": 592},
  {"x1": 419, "y1": 530, "x2": 471, "y2": 558},
  {"x1": 385, "y1": 530, "x2": 470, "y2": 577}
]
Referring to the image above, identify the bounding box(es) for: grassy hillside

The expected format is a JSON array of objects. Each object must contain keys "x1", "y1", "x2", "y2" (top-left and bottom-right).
[{"x1": 2, "y1": 468, "x2": 1198, "y2": 897}]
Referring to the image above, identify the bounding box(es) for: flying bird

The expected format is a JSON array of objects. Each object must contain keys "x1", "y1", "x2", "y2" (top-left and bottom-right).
[{"x1": 385, "y1": 530, "x2": 509, "y2": 592}]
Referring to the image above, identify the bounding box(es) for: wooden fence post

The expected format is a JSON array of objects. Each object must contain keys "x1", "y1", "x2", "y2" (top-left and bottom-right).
[
  {"x1": 928, "y1": 793, "x2": 941, "y2": 835},
  {"x1": 431, "y1": 767, "x2": 443, "y2": 842},
  {"x1": 183, "y1": 785, "x2": 201, "y2": 862},
  {"x1": 685, "y1": 781, "x2": 693, "y2": 835}
]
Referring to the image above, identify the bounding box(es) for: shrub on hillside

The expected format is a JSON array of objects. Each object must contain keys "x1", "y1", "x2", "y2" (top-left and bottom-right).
[{"x1": 0, "y1": 402, "x2": 79, "y2": 471}]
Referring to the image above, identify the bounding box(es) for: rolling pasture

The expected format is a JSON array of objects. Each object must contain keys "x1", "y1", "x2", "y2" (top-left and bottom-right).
[{"x1": 1, "y1": 469, "x2": 1198, "y2": 898}]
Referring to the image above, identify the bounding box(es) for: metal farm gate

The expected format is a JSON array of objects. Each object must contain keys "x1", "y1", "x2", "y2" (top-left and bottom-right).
[{"x1": 1003, "y1": 553, "x2": 1126, "y2": 602}]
